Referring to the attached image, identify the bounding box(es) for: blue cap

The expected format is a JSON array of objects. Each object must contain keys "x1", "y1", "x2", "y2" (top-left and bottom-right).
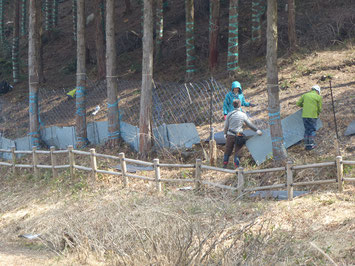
[{"x1": 231, "y1": 81, "x2": 242, "y2": 90}]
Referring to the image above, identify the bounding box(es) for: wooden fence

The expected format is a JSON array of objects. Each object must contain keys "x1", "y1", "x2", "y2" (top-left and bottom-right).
[{"x1": 0, "y1": 145, "x2": 354, "y2": 200}]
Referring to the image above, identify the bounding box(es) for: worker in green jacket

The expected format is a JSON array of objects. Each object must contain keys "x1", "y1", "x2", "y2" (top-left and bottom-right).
[{"x1": 296, "y1": 85, "x2": 323, "y2": 150}]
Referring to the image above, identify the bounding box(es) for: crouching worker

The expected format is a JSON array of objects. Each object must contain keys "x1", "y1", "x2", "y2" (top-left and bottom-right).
[
  {"x1": 296, "y1": 85, "x2": 322, "y2": 150},
  {"x1": 223, "y1": 99, "x2": 262, "y2": 168}
]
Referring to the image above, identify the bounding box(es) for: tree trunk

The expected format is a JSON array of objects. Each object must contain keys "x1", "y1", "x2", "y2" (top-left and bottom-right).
[
  {"x1": 106, "y1": 0, "x2": 120, "y2": 147},
  {"x1": 51, "y1": 0, "x2": 58, "y2": 28},
  {"x1": 251, "y1": 0, "x2": 263, "y2": 45},
  {"x1": 0, "y1": 0, "x2": 4, "y2": 44},
  {"x1": 72, "y1": 0, "x2": 77, "y2": 41},
  {"x1": 266, "y1": 0, "x2": 287, "y2": 162},
  {"x1": 155, "y1": 0, "x2": 163, "y2": 60},
  {"x1": 185, "y1": 0, "x2": 195, "y2": 81},
  {"x1": 29, "y1": 0, "x2": 41, "y2": 147},
  {"x1": 21, "y1": 0, "x2": 27, "y2": 36},
  {"x1": 12, "y1": 0, "x2": 20, "y2": 84},
  {"x1": 76, "y1": 0, "x2": 87, "y2": 148},
  {"x1": 139, "y1": 0, "x2": 153, "y2": 158},
  {"x1": 227, "y1": 0, "x2": 239, "y2": 73},
  {"x1": 124, "y1": 0, "x2": 131, "y2": 14},
  {"x1": 287, "y1": 0, "x2": 297, "y2": 51},
  {"x1": 95, "y1": 0, "x2": 105, "y2": 80},
  {"x1": 209, "y1": 0, "x2": 220, "y2": 73},
  {"x1": 36, "y1": 0, "x2": 44, "y2": 83}
]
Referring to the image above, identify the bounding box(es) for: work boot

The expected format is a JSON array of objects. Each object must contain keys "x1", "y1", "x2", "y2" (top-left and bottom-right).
[{"x1": 223, "y1": 162, "x2": 228, "y2": 169}]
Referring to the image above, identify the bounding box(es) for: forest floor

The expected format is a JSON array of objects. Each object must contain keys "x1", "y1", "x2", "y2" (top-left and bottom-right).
[{"x1": 0, "y1": 42, "x2": 355, "y2": 264}]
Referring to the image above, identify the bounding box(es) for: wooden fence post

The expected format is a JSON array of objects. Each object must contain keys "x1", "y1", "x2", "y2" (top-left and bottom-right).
[
  {"x1": 50, "y1": 146, "x2": 58, "y2": 179},
  {"x1": 68, "y1": 145, "x2": 75, "y2": 178},
  {"x1": 336, "y1": 156, "x2": 343, "y2": 192},
  {"x1": 119, "y1": 152, "x2": 128, "y2": 187},
  {"x1": 286, "y1": 161, "x2": 294, "y2": 200},
  {"x1": 11, "y1": 146, "x2": 17, "y2": 177},
  {"x1": 209, "y1": 139, "x2": 217, "y2": 166},
  {"x1": 32, "y1": 146, "x2": 39, "y2": 178},
  {"x1": 195, "y1": 159, "x2": 202, "y2": 190},
  {"x1": 237, "y1": 167, "x2": 244, "y2": 198},
  {"x1": 90, "y1": 148, "x2": 97, "y2": 180},
  {"x1": 154, "y1": 158, "x2": 161, "y2": 192}
]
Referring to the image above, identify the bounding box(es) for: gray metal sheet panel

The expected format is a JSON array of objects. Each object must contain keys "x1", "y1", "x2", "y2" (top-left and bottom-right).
[
  {"x1": 55, "y1": 126, "x2": 76, "y2": 149},
  {"x1": 153, "y1": 124, "x2": 169, "y2": 148},
  {"x1": 15, "y1": 136, "x2": 31, "y2": 151},
  {"x1": 95, "y1": 120, "x2": 108, "y2": 144},
  {"x1": 167, "y1": 123, "x2": 200, "y2": 149},
  {"x1": 121, "y1": 122, "x2": 139, "y2": 151},
  {"x1": 246, "y1": 110, "x2": 323, "y2": 165},
  {"x1": 41, "y1": 126, "x2": 59, "y2": 147},
  {"x1": 0, "y1": 136, "x2": 15, "y2": 160},
  {"x1": 345, "y1": 120, "x2": 355, "y2": 136}
]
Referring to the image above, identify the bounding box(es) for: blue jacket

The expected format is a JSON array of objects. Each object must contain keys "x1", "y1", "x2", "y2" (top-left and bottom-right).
[{"x1": 223, "y1": 86, "x2": 250, "y2": 115}]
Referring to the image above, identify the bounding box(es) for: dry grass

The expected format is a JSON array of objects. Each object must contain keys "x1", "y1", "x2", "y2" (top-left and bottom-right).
[{"x1": 0, "y1": 164, "x2": 354, "y2": 265}]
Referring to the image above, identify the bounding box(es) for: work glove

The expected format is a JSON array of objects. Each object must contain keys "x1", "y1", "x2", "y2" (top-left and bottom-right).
[
  {"x1": 224, "y1": 134, "x2": 227, "y2": 139},
  {"x1": 249, "y1": 103, "x2": 257, "y2": 107},
  {"x1": 224, "y1": 114, "x2": 227, "y2": 120},
  {"x1": 256, "y1": 129, "x2": 262, "y2": 136}
]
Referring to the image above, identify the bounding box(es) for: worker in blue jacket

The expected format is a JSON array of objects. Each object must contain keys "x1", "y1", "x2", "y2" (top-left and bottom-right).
[{"x1": 222, "y1": 81, "x2": 256, "y2": 120}]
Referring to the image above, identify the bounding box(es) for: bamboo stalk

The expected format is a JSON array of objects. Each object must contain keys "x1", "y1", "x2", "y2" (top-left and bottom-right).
[
  {"x1": 343, "y1": 178, "x2": 355, "y2": 182},
  {"x1": 95, "y1": 153, "x2": 120, "y2": 160},
  {"x1": 154, "y1": 158, "x2": 161, "y2": 192},
  {"x1": 0, "y1": 149, "x2": 11, "y2": 153},
  {"x1": 37, "y1": 165, "x2": 52, "y2": 169},
  {"x1": 90, "y1": 148, "x2": 97, "y2": 180},
  {"x1": 342, "y1": 160, "x2": 355, "y2": 165},
  {"x1": 32, "y1": 146, "x2": 39, "y2": 178},
  {"x1": 74, "y1": 165, "x2": 92, "y2": 171},
  {"x1": 15, "y1": 164, "x2": 33, "y2": 168},
  {"x1": 292, "y1": 162, "x2": 335, "y2": 170},
  {"x1": 201, "y1": 165, "x2": 236, "y2": 173},
  {"x1": 14, "y1": 150, "x2": 32, "y2": 154},
  {"x1": 124, "y1": 157, "x2": 154, "y2": 166},
  {"x1": 159, "y1": 178, "x2": 196, "y2": 183},
  {"x1": 119, "y1": 153, "x2": 128, "y2": 187},
  {"x1": 0, "y1": 162, "x2": 12, "y2": 167},
  {"x1": 54, "y1": 165, "x2": 70, "y2": 169},
  {"x1": 11, "y1": 146, "x2": 17, "y2": 177},
  {"x1": 72, "y1": 150, "x2": 91, "y2": 155},
  {"x1": 195, "y1": 159, "x2": 202, "y2": 190},
  {"x1": 286, "y1": 161, "x2": 294, "y2": 200},
  {"x1": 159, "y1": 163, "x2": 195, "y2": 168},
  {"x1": 50, "y1": 146, "x2": 58, "y2": 179},
  {"x1": 35, "y1": 150, "x2": 51, "y2": 154},
  {"x1": 336, "y1": 156, "x2": 343, "y2": 192},
  {"x1": 52, "y1": 150, "x2": 69, "y2": 154}
]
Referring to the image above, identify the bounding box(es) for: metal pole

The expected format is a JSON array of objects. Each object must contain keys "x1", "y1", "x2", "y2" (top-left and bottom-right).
[{"x1": 329, "y1": 80, "x2": 339, "y2": 140}]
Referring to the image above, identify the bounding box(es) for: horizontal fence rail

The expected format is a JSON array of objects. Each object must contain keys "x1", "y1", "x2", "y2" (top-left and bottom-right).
[{"x1": 0, "y1": 146, "x2": 354, "y2": 200}]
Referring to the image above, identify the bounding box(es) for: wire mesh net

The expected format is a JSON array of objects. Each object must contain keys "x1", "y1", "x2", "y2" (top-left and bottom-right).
[{"x1": 1, "y1": 78, "x2": 237, "y2": 139}]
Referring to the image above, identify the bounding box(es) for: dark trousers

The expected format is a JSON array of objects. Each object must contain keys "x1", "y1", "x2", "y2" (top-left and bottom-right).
[
  {"x1": 303, "y1": 118, "x2": 317, "y2": 147},
  {"x1": 223, "y1": 134, "x2": 246, "y2": 167}
]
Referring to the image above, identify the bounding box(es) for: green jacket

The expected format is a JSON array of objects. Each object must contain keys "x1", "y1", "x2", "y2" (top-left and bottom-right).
[{"x1": 296, "y1": 90, "x2": 322, "y2": 118}]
